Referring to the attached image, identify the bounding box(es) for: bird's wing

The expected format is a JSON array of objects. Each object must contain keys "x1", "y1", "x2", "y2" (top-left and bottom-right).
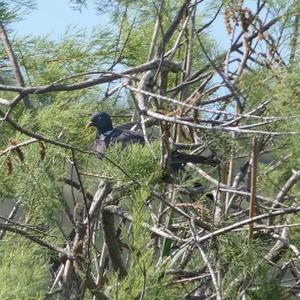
[
  {"x1": 115, "y1": 121, "x2": 139, "y2": 131},
  {"x1": 108, "y1": 128, "x2": 145, "y2": 148}
]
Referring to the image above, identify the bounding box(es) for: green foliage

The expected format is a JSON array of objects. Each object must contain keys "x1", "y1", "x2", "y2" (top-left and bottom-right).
[
  {"x1": 0, "y1": 1, "x2": 35, "y2": 24},
  {"x1": 0, "y1": 1, "x2": 300, "y2": 299},
  {"x1": 0, "y1": 237, "x2": 49, "y2": 300},
  {"x1": 217, "y1": 232, "x2": 279, "y2": 298},
  {"x1": 242, "y1": 64, "x2": 300, "y2": 125},
  {"x1": 247, "y1": 268, "x2": 283, "y2": 300},
  {"x1": 0, "y1": 101, "x2": 100, "y2": 223},
  {"x1": 0, "y1": 137, "x2": 68, "y2": 223},
  {"x1": 86, "y1": 142, "x2": 162, "y2": 186},
  {"x1": 238, "y1": 64, "x2": 300, "y2": 198},
  {"x1": 108, "y1": 261, "x2": 184, "y2": 300},
  {"x1": 258, "y1": 162, "x2": 300, "y2": 198},
  {"x1": 107, "y1": 185, "x2": 185, "y2": 300},
  {"x1": 289, "y1": 214, "x2": 300, "y2": 248},
  {"x1": 17, "y1": 28, "x2": 114, "y2": 74},
  {"x1": 119, "y1": 18, "x2": 154, "y2": 66}
]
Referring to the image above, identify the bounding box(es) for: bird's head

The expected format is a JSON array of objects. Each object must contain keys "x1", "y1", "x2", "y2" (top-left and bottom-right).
[{"x1": 86, "y1": 112, "x2": 113, "y2": 135}]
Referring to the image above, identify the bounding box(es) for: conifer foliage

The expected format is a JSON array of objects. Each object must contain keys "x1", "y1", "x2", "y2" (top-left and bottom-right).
[{"x1": 0, "y1": 0, "x2": 300, "y2": 299}]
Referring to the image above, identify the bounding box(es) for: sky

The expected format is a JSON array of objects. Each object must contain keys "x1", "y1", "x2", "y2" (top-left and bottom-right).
[
  {"x1": 11, "y1": 0, "x2": 270, "y2": 61},
  {"x1": 10, "y1": 0, "x2": 260, "y2": 51},
  {"x1": 11, "y1": 0, "x2": 231, "y2": 50},
  {"x1": 12, "y1": 1, "x2": 107, "y2": 39}
]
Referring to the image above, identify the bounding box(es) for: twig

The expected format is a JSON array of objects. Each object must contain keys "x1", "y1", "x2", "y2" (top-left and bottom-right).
[
  {"x1": 196, "y1": 207, "x2": 300, "y2": 244},
  {"x1": 103, "y1": 205, "x2": 184, "y2": 242},
  {"x1": 0, "y1": 138, "x2": 38, "y2": 157},
  {"x1": 0, "y1": 222, "x2": 68, "y2": 255},
  {"x1": 249, "y1": 136, "x2": 258, "y2": 238},
  {"x1": 0, "y1": 201, "x2": 20, "y2": 240},
  {"x1": 190, "y1": 218, "x2": 222, "y2": 300}
]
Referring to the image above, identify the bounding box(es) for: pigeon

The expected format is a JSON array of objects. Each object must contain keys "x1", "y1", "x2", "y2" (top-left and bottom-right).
[
  {"x1": 86, "y1": 112, "x2": 144, "y2": 154},
  {"x1": 86, "y1": 111, "x2": 220, "y2": 169}
]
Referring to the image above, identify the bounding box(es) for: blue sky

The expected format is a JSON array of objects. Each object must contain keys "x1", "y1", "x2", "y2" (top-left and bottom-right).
[
  {"x1": 12, "y1": 1, "x2": 107, "y2": 39},
  {"x1": 11, "y1": 0, "x2": 237, "y2": 50}
]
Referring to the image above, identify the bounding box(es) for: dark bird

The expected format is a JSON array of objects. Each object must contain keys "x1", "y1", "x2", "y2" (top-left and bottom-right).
[
  {"x1": 86, "y1": 112, "x2": 144, "y2": 154},
  {"x1": 86, "y1": 112, "x2": 220, "y2": 169}
]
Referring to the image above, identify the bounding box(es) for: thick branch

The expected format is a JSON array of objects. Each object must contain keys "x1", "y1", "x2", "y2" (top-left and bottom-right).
[
  {"x1": 101, "y1": 207, "x2": 127, "y2": 278},
  {"x1": 0, "y1": 59, "x2": 181, "y2": 101},
  {"x1": 0, "y1": 22, "x2": 31, "y2": 109},
  {"x1": 156, "y1": 0, "x2": 191, "y2": 56}
]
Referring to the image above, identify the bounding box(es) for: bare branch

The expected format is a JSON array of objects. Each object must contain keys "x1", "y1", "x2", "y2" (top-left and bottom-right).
[{"x1": 0, "y1": 22, "x2": 32, "y2": 109}]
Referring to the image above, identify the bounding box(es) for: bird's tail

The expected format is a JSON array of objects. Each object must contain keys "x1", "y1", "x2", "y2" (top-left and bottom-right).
[{"x1": 171, "y1": 149, "x2": 220, "y2": 167}]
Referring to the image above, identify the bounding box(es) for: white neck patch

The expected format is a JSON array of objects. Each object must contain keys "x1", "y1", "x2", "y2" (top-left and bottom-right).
[{"x1": 99, "y1": 129, "x2": 113, "y2": 140}]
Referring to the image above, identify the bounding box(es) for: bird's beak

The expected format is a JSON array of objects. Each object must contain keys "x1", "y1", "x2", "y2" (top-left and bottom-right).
[{"x1": 85, "y1": 122, "x2": 94, "y2": 129}]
